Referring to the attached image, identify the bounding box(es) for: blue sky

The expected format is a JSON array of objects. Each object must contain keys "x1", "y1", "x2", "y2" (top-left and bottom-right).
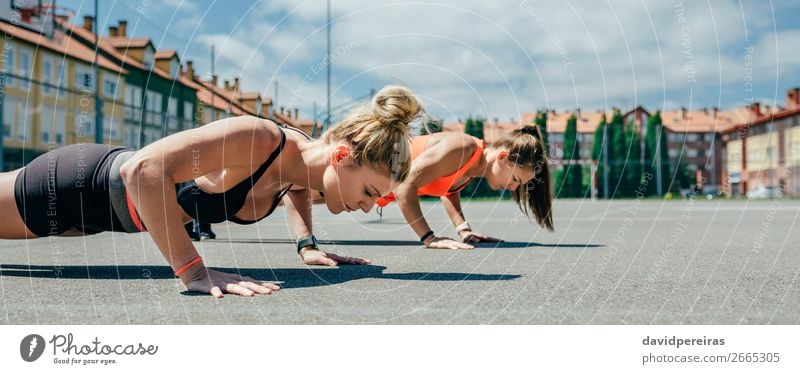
[{"x1": 56, "y1": 0, "x2": 800, "y2": 123}]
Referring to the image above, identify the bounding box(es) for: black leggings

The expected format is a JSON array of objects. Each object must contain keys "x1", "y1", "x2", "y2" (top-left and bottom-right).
[{"x1": 14, "y1": 143, "x2": 130, "y2": 237}]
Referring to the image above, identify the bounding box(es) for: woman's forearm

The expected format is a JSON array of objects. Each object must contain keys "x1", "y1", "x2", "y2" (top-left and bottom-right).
[
  {"x1": 284, "y1": 189, "x2": 312, "y2": 240},
  {"x1": 395, "y1": 183, "x2": 431, "y2": 238},
  {"x1": 120, "y1": 158, "x2": 200, "y2": 278},
  {"x1": 441, "y1": 193, "x2": 467, "y2": 228}
]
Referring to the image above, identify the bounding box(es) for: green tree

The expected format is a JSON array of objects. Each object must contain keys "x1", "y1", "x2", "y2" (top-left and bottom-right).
[
  {"x1": 421, "y1": 117, "x2": 443, "y2": 135},
  {"x1": 591, "y1": 113, "x2": 608, "y2": 197},
  {"x1": 591, "y1": 113, "x2": 607, "y2": 161},
  {"x1": 622, "y1": 119, "x2": 642, "y2": 196},
  {"x1": 672, "y1": 154, "x2": 693, "y2": 193},
  {"x1": 534, "y1": 110, "x2": 549, "y2": 154},
  {"x1": 608, "y1": 109, "x2": 625, "y2": 197},
  {"x1": 555, "y1": 114, "x2": 583, "y2": 197},
  {"x1": 464, "y1": 117, "x2": 484, "y2": 139},
  {"x1": 645, "y1": 111, "x2": 670, "y2": 196}
]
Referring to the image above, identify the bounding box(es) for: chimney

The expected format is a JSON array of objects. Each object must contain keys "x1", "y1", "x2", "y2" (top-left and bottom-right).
[
  {"x1": 493, "y1": 117, "x2": 499, "y2": 125},
  {"x1": 211, "y1": 75, "x2": 218, "y2": 87},
  {"x1": 287, "y1": 110, "x2": 292, "y2": 119},
  {"x1": 576, "y1": 108, "x2": 581, "y2": 119},
  {"x1": 224, "y1": 80, "x2": 230, "y2": 91},
  {"x1": 280, "y1": 107, "x2": 285, "y2": 115},
  {"x1": 183, "y1": 60, "x2": 195, "y2": 79},
  {"x1": 83, "y1": 15, "x2": 94, "y2": 32},
  {"x1": 118, "y1": 20, "x2": 127, "y2": 37},
  {"x1": 109, "y1": 26, "x2": 118, "y2": 37},
  {"x1": 787, "y1": 87, "x2": 800, "y2": 109},
  {"x1": 294, "y1": 108, "x2": 299, "y2": 119},
  {"x1": 233, "y1": 77, "x2": 240, "y2": 92},
  {"x1": 681, "y1": 107, "x2": 687, "y2": 120},
  {"x1": 712, "y1": 107, "x2": 719, "y2": 119},
  {"x1": 702, "y1": 108, "x2": 708, "y2": 114},
  {"x1": 747, "y1": 102, "x2": 761, "y2": 117}
]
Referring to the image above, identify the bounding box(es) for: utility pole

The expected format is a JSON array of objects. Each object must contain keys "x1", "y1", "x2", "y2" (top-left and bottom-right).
[
  {"x1": 0, "y1": 56, "x2": 5, "y2": 170},
  {"x1": 273, "y1": 80, "x2": 278, "y2": 114},
  {"x1": 603, "y1": 123, "x2": 609, "y2": 199},
  {"x1": 325, "y1": 0, "x2": 331, "y2": 131},
  {"x1": 312, "y1": 101, "x2": 319, "y2": 136},
  {"x1": 93, "y1": 0, "x2": 103, "y2": 144},
  {"x1": 656, "y1": 123, "x2": 663, "y2": 197},
  {"x1": 210, "y1": 45, "x2": 215, "y2": 121}
]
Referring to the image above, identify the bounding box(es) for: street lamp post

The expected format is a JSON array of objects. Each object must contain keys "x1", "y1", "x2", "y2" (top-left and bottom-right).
[{"x1": 93, "y1": 0, "x2": 103, "y2": 144}]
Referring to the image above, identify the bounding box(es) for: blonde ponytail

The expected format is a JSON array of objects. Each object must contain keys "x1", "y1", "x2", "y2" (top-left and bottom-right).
[{"x1": 323, "y1": 85, "x2": 423, "y2": 181}]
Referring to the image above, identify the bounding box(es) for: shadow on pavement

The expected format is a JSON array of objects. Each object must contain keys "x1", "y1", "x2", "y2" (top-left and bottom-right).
[
  {"x1": 0, "y1": 264, "x2": 520, "y2": 294},
  {"x1": 215, "y1": 238, "x2": 422, "y2": 246},
  {"x1": 213, "y1": 238, "x2": 603, "y2": 249},
  {"x1": 473, "y1": 242, "x2": 604, "y2": 249}
]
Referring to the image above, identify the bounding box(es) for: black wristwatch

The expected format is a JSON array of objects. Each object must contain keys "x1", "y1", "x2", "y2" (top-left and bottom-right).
[{"x1": 296, "y1": 235, "x2": 319, "y2": 253}]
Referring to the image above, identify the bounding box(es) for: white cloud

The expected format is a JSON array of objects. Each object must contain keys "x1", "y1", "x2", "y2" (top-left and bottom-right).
[{"x1": 156, "y1": 0, "x2": 800, "y2": 119}]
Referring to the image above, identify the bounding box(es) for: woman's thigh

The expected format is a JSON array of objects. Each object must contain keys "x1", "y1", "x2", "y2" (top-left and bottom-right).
[{"x1": 0, "y1": 169, "x2": 39, "y2": 239}]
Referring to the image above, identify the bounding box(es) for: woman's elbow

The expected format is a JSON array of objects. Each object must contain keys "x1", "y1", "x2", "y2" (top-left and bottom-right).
[{"x1": 120, "y1": 157, "x2": 165, "y2": 186}]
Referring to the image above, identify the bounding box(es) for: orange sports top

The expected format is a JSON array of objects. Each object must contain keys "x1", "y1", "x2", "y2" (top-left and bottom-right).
[{"x1": 377, "y1": 134, "x2": 485, "y2": 207}]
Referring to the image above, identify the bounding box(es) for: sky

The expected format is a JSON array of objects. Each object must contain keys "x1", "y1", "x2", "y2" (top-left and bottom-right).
[{"x1": 54, "y1": 0, "x2": 800, "y2": 123}]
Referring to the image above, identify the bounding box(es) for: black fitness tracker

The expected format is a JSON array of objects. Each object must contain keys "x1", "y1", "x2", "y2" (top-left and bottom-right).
[{"x1": 296, "y1": 235, "x2": 319, "y2": 253}]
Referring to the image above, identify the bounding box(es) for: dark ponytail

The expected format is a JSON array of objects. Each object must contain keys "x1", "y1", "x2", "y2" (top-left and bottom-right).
[{"x1": 496, "y1": 125, "x2": 554, "y2": 231}]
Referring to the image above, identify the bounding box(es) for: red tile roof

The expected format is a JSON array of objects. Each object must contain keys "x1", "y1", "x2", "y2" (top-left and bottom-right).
[
  {"x1": 65, "y1": 22, "x2": 188, "y2": 84},
  {"x1": 0, "y1": 20, "x2": 126, "y2": 74},
  {"x1": 106, "y1": 36, "x2": 151, "y2": 49},
  {"x1": 661, "y1": 109, "x2": 745, "y2": 133},
  {"x1": 155, "y1": 49, "x2": 177, "y2": 60}
]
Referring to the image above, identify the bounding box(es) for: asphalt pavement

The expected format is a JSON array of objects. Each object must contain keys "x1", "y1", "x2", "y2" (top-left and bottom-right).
[{"x1": 1, "y1": 198, "x2": 798, "y2": 324}]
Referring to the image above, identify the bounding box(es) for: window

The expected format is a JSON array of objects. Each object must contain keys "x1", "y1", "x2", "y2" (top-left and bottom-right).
[
  {"x1": 183, "y1": 101, "x2": 194, "y2": 128},
  {"x1": 124, "y1": 85, "x2": 142, "y2": 121},
  {"x1": 40, "y1": 105, "x2": 54, "y2": 143},
  {"x1": 103, "y1": 76, "x2": 118, "y2": 98},
  {"x1": 55, "y1": 106, "x2": 66, "y2": 145},
  {"x1": 74, "y1": 113, "x2": 94, "y2": 137},
  {"x1": 668, "y1": 149, "x2": 679, "y2": 158},
  {"x1": 686, "y1": 133, "x2": 699, "y2": 142},
  {"x1": 56, "y1": 60, "x2": 66, "y2": 98},
  {"x1": 145, "y1": 90, "x2": 162, "y2": 125},
  {"x1": 42, "y1": 58, "x2": 53, "y2": 95},
  {"x1": 167, "y1": 97, "x2": 178, "y2": 130},
  {"x1": 204, "y1": 107, "x2": 216, "y2": 123},
  {"x1": 103, "y1": 116, "x2": 119, "y2": 140},
  {"x1": 125, "y1": 126, "x2": 140, "y2": 148},
  {"x1": 686, "y1": 149, "x2": 698, "y2": 158},
  {"x1": 19, "y1": 48, "x2": 31, "y2": 90},
  {"x1": 74, "y1": 67, "x2": 94, "y2": 92},
  {"x1": 3, "y1": 97, "x2": 14, "y2": 140},
  {"x1": 16, "y1": 100, "x2": 30, "y2": 142},
  {"x1": 3, "y1": 45, "x2": 14, "y2": 87}
]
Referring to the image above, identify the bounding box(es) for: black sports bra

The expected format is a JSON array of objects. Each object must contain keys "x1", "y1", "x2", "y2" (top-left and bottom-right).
[{"x1": 176, "y1": 125, "x2": 310, "y2": 225}]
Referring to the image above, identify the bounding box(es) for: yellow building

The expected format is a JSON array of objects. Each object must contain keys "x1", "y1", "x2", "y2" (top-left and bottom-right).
[{"x1": 0, "y1": 17, "x2": 126, "y2": 169}]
